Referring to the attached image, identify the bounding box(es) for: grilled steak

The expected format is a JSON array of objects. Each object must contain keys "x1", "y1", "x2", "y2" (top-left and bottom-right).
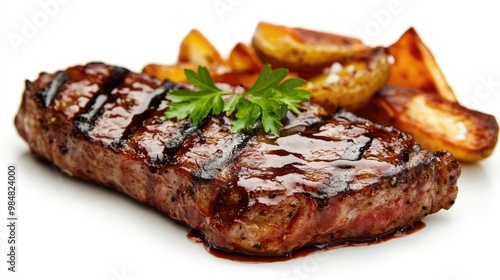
[{"x1": 14, "y1": 62, "x2": 460, "y2": 256}]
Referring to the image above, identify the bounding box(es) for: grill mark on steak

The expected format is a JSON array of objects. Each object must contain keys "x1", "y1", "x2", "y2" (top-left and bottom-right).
[
  {"x1": 75, "y1": 94, "x2": 108, "y2": 135},
  {"x1": 340, "y1": 135, "x2": 372, "y2": 161},
  {"x1": 194, "y1": 129, "x2": 258, "y2": 181},
  {"x1": 111, "y1": 80, "x2": 179, "y2": 149},
  {"x1": 157, "y1": 120, "x2": 199, "y2": 165},
  {"x1": 319, "y1": 161, "x2": 353, "y2": 197},
  {"x1": 74, "y1": 66, "x2": 129, "y2": 138},
  {"x1": 35, "y1": 71, "x2": 70, "y2": 107},
  {"x1": 317, "y1": 135, "x2": 373, "y2": 195}
]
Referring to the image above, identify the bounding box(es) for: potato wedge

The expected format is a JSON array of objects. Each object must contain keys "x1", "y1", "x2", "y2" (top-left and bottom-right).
[
  {"x1": 227, "y1": 43, "x2": 263, "y2": 72},
  {"x1": 252, "y1": 22, "x2": 370, "y2": 71},
  {"x1": 178, "y1": 29, "x2": 225, "y2": 65},
  {"x1": 144, "y1": 29, "x2": 226, "y2": 82},
  {"x1": 212, "y1": 72, "x2": 261, "y2": 88},
  {"x1": 143, "y1": 63, "x2": 196, "y2": 83},
  {"x1": 307, "y1": 47, "x2": 391, "y2": 112},
  {"x1": 388, "y1": 28, "x2": 457, "y2": 102},
  {"x1": 356, "y1": 86, "x2": 498, "y2": 162}
]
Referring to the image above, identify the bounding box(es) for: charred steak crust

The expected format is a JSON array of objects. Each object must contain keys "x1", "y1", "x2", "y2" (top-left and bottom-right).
[{"x1": 15, "y1": 62, "x2": 460, "y2": 256}]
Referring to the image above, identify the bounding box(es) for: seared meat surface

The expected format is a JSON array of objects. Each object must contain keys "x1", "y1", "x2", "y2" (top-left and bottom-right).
[{"x1": 15, "y1": 62, "x2": 459, "y2": 256}]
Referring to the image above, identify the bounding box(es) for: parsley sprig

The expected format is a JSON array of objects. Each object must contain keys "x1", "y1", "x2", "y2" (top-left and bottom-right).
[{"x1": 164, "y1": 64, "x2": 310, "y2": 136}]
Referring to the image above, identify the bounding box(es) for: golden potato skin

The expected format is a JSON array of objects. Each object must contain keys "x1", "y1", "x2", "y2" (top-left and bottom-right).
[
  {"x1": 356, "y1": 86, "x2": 499, "y2": 162},
  {"x1": 387, "y1": 28, "x2": 456, "y2": 102},
  {"x1": 227, "y1": 43, "x2": 263, "y2": 72},
  {"x1": 178, "y1": 29, "x2": 225, "y2": 65},
  {"x1": 252, "y1": 22, "x2": 370, "y2": 72},
  {"x1": 307, "y1": 47, "x2": 391, "y2": 112}
]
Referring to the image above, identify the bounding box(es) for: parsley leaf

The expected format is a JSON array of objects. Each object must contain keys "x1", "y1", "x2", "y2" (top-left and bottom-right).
[{"x1": 164, "y1": 64, "x2": 310, "y2": 136}]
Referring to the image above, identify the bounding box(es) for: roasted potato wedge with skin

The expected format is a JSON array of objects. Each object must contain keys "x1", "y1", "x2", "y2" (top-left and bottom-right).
[
  {"x1": 178, "y1": 29, "x2": 225, "y2": 66},
  {"x1": 388, "y1": 27, "x2": 457, "y2": 102},
  {"x1": 227, "y1": 43, "x2": 263, "y2": 72},
  {"x1": 307, "y1": 47, "x2": 391, "y2": 112},
  {"x1": 356, "y1": 86, "x2": 498, "y2": 162},
  {"x1": 252, "y1": 22, "x2": 370, "y2": 72}
]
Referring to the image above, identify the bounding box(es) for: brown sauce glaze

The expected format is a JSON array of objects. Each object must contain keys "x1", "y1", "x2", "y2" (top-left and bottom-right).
[
  {"x1": 194, "y1": 130, "x2": 257, "y2": 181},
  {"x1": 117, "y1": 80, "x2": 178, "y2": 145},
  {"x1": 232, "y1": 111, "x2": 407, "y2": 204},
  {"x1": 187, "y1": 221, "x2": 425, "y2": 263}
]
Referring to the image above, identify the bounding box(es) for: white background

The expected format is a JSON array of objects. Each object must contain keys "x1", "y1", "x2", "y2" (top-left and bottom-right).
[{"x1": 1, "y1": 1, "x2": 499, "y2": 280}]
